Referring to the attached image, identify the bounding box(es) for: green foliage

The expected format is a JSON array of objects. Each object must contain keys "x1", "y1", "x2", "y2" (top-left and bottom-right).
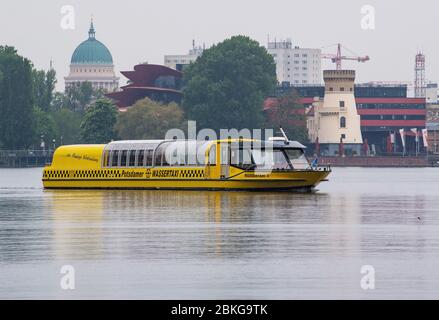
[
  {"x1": 32, "y1": 68, "x2": 57, "y2": 112},
  {"x1": 60, "y1": 82, "x2": 104, "y2": 113},
  {"x1": 183, "y1": 35, "x2": 277, "y2": 132},
  {"x1": 32, "y1": 106, "x2": 57, "y2": 146},
  {"x1": 0, "y1": 46, "x2": 107, "y2": 150},
  {"x1": 52, "y1": 108, "x2": 82, "y2": 145},
  {"x1": 0, "y1": 46, "x2": 34, "y2": 149},
  {"x1": 32, "y1": 107, "x2": 82, "y2": 148},
  {"x1": 50, "y1": 92, "x2": 69, "y2": 111},
  {"x1": 80, "y1": 99, "x2": 117, "y2": 144},
  {"x1": 115, "y1": 98, "x2": 185, "y2": 140},
  {"x1": 265, "y1": 90, "x2": 309, "y2": 143}
]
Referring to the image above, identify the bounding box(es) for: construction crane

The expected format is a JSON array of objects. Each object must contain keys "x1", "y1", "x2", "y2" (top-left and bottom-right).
[{"x1": 321, "y1": 43, "x2": 370, "y2": 70}]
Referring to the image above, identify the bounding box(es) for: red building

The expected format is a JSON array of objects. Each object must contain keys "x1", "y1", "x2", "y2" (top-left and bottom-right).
[
  {"x1": 106, "y1": 64, "x2": 183, "y2": 110},
  {"x1": 263, "y1": 97, "x2": 307, "y2": 128},
  {"x1": 265, "y1": 85, "x2": 427, "y2": 155}
]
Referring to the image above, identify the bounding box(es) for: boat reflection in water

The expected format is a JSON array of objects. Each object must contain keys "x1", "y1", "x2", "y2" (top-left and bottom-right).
[
  {"x1": 48, "y1": 190, "x2": 105, "y2": 260},
  {"x1": 2, "y1": 167, "x2": 438, "y2": 299},
  {"x1": 47, "y1": 189, "x2": 335, "y2": 261}
]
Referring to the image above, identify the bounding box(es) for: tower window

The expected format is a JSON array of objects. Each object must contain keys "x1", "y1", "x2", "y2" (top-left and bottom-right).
[{"x1": 340, "y1": 117, "x2": 346, "y2": 128}]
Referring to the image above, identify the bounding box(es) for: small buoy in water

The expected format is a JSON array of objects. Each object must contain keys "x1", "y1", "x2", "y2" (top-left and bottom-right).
[{"x1": 417, "y1": 217, "x2": 422, "y2": 223}]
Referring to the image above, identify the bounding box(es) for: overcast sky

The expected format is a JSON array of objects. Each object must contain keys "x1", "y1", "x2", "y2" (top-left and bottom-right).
[{"x1": 1, "y1": 0, "x2": 437, "y2": 91}]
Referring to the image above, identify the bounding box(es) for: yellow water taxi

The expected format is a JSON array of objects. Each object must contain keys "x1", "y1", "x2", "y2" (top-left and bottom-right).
[{"x1": 42, "y1": 138, "x2": 330, "y2": 191}]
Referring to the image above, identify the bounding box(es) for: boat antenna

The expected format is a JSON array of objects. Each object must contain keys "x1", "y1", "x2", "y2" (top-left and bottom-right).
[{"x1": 279, "y1": 127, "x2": 289, "y2": 141}]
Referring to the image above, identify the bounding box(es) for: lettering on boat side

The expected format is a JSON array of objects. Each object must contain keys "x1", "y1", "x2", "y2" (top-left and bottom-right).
[
  {"x1": 244, "y1": 173, "x2": 269, "y2": 178},
  {"x1": 150, "y1": 169, "x2": 205, "y2": 178},
  {"x1": 120, "y1": 170, "x2": 144, "y2": 178},
  {"x1": 65, "y1": 153, "x2": 99, "y2": 162},
  {"x1": 152, "y1": 169, "x2": 180, "y2": 178}
]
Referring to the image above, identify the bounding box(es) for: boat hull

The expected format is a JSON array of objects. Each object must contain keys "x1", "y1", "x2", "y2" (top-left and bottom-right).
[{"x1": 42, "y1": 169, "x2": 330, "y2": 192}]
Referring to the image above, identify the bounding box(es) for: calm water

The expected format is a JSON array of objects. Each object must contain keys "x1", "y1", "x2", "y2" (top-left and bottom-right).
[{"x1": 0, "y1": 167, "x2": 438, "y2": 299}]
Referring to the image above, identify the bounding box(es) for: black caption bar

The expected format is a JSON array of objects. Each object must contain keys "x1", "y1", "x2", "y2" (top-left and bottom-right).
[{"x1": 0, "y1": 300, "x2": 431, "y2": 319}]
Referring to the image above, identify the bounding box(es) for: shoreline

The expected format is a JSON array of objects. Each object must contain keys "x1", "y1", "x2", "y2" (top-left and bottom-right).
[{"x1": 318, "y1": 156, "x2": 438, "y2": 168}]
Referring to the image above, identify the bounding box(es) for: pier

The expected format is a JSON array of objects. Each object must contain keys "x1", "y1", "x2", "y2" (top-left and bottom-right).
[
  {"x1": 319, "y1": 155, "x2": 439, "y2": 167},
  {"x1": 0, "y1": 150, "x2": 53, "y2": 168}
]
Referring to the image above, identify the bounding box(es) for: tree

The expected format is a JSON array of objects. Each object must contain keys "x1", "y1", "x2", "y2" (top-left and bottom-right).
[
  {"x1": 33, "y1": 106, "x2": 57, "y2": 147},
  {"x1": 182, "y1": 35, "x2": 276, "y2": 132},
  {"x1": 51, "y1": 91, "x2": 70, "y2": 111},
  {"x1": 58, "y1": 82, "x2": 104, "y2": 113},
  {"x1": 32, "y1": 68, "x2": 57, "y2": 112},
  {"x1": 52, "y1": 108, "x2": 82, "y2": 145},
  {"x1": 80, "y1": 99, "x2": 117, "y2": 144},
  {"x1": 265, "y1": 90, "x2": 309, "y2": 143},
  {"x1": 115, "y1": 98, "x2": 185, "y2": 140},
  {"x1": 0, "y1": 46, "x2": 34, "y2": 149}
]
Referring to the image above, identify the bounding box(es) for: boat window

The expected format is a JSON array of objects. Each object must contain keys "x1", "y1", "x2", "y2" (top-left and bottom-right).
[
  {"x1": 146, "y1": 150, "x2": 153, "y2": 167},
  {"x1": 154, "y1": 149, "x2": 162, "y2": 166},
  {"x1": 151, "y1": 141, "x2": 212, "y2": 167},
  {"x1": 285, "y1": 149, "x2": 310, "y2": 170},
  {"x1": 129, "y1": 150, "x2": 136, "y2": 167},
  {"x1": 208, "y1": 146, "x2": 216, "y2": 165},
  {"x1": 251, "y1": 149, "x2": 291, "y2": 170},
  {"x1": 230, "y1": 148, "x2": 254, "y2": 170},
  {"x1": 138, "y1": 150, "x2": 145, "y2": 167},
  {"x1": 161, "y1": 151, "x2": 170, "y2": 166},
  {"x1": 120, "y1": 150, "x2": 128, "y2": 167},
  {"x1": 111, "y1": 150, "x2": 119, "y2": 167},
  {"x1": 103, "y1": 150, "x2": 110, "y2": 167}
]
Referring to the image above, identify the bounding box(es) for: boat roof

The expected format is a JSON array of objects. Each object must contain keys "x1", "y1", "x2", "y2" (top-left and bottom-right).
[{"x1": 104, "y1": 139, "x2": 306, "y2": 151}]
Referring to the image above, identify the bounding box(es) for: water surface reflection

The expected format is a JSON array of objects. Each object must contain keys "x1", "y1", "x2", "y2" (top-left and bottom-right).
[{"x1": 0, "y1": 168, "x2": 438, "y2": 299}]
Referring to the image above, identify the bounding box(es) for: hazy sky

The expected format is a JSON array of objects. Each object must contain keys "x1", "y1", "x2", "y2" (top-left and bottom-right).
[{"x1": 1, "y1": 0, "x2": 437, "y2": 91}]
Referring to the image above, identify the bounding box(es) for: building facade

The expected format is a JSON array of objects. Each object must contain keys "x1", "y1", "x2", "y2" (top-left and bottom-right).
[
  {"x1": 106, "y1": 64, "x2": 183, "y2": 111},
  {"x1": 426, "y1": 83, "x2": 438, "y2": 104},
  {"x1": 266, "y1": 39, "x2": 322, "y2": 85},
  {"x1": 307, "y1": 70, "x2": 363, "y2": 156},
  {"x1": 65, "y1": 20, "x2": 119, "y2": 92},
  {"x1": 271, "y1": 83, "x2": 427, "y2": 155},
  {"x1": 164, "y1": 45, "x2": 204, "y2": 71}
]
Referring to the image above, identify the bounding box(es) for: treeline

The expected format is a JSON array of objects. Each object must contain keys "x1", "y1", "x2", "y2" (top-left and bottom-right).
[
  {"x1": 117, "y1": 36, "x2": 308, "y2": 142},
  {"x1": 0, "y1": 45, "x2": 117, "y2": 150},
  {"x1": 0, "y1": 36, "x2": 308, "y2": 150}
]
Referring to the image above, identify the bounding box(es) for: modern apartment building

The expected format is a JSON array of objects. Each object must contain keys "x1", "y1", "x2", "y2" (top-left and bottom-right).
[
  {"x1": 266, "y1": 38, "x2": 322, "y2": 85},
  {"x1": 164, "y1": 45, "x2": 204, "y2": 71}
]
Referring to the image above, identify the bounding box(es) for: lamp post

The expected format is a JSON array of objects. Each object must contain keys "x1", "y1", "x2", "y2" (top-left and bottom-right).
[{"x1": 40, "y1": 135, "x2": 46, "y2": 156}]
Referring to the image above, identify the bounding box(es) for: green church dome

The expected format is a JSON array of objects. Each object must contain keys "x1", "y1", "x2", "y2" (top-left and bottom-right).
[{"x1": 70, "y1": 21, "x2": 113, "y2": 65}]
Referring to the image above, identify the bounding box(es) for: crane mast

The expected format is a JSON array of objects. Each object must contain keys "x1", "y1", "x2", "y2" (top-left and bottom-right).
[{"x1": 321, "y1": 43, "x2": 370, "y2": 70}]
